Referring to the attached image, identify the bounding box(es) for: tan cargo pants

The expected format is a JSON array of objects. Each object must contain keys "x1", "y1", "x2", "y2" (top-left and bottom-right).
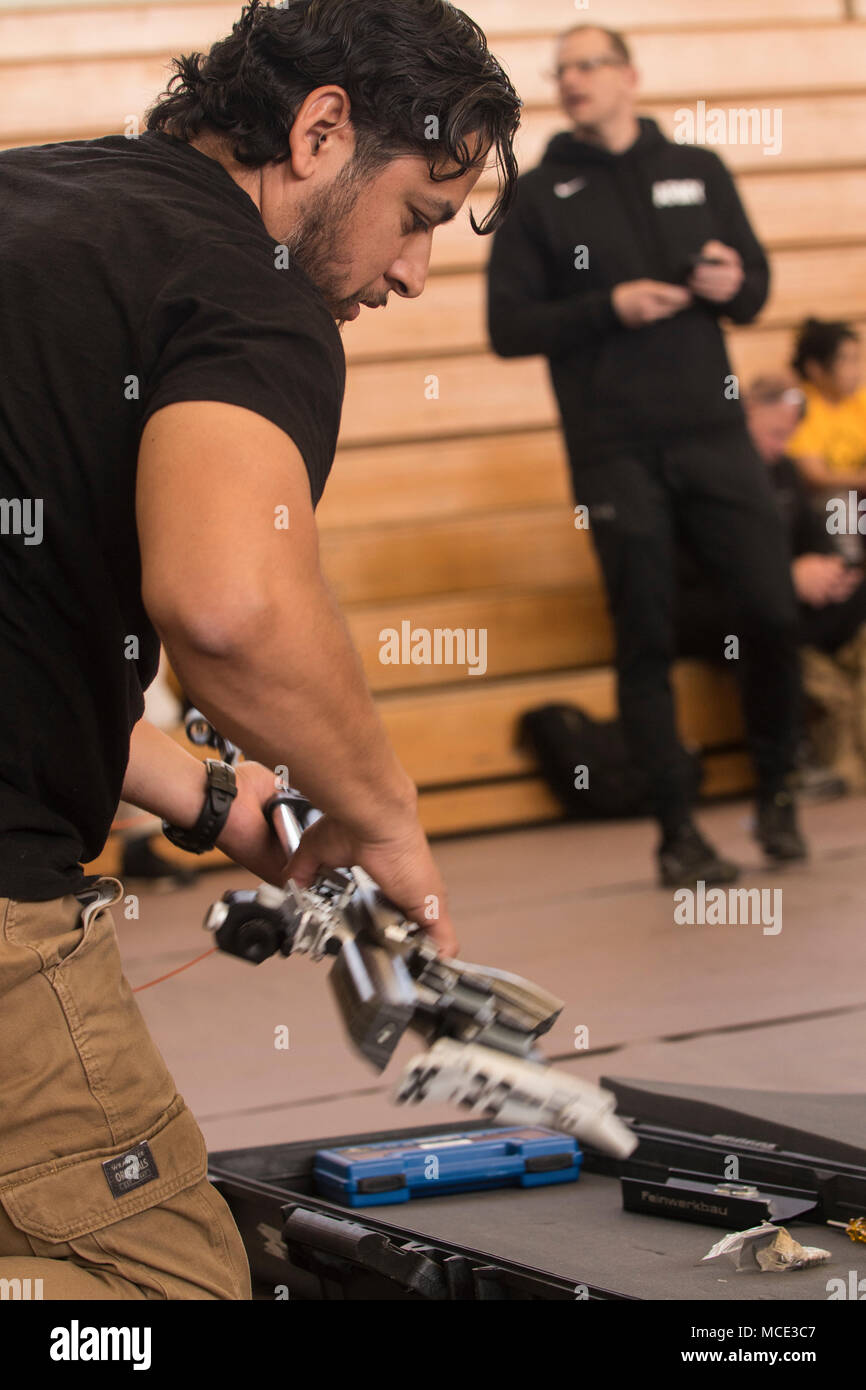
[
  {"x1": 0, "y1": 877, "x2": 251, "y2": 1299},
  {"x1": 801, "y1": 628, "x2": 866, "y2": 791}
]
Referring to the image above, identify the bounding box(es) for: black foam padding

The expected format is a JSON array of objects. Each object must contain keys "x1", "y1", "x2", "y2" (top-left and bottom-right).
[{"x1": 601, "y1": 1076, "x2": 866, "y2": 1166}]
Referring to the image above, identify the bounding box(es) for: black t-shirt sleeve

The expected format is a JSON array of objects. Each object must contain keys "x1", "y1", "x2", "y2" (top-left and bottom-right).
[{"x1": 139, "y1": 237, "x2": 346, "y2": 506}]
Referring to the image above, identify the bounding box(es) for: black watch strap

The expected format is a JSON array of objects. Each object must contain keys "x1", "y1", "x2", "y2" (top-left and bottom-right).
[{"x1": 162, "y1": 759, "x2": 238, "y2": 855}]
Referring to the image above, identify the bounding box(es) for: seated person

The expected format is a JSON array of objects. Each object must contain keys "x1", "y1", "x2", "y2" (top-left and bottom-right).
[
  {"x1": 677, "y1": 375, "x2": 866, "y2": 791},
  {"x1": 787, "y1": 317, "x2": 866, "y2": 493}
]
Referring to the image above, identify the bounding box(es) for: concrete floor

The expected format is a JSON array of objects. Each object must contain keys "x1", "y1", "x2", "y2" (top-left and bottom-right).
[{"x1": 116, "y1": 794, "x2": 866, "y2": 1155}]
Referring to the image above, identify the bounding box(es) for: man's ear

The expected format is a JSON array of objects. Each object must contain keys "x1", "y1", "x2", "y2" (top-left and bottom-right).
[{"x1": 288, "y1": 86, "x2": 353, "y2": 178}]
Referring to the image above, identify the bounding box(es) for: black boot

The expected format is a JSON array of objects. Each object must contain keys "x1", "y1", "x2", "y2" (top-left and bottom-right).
[
  {"x1": 754, "y1": 788, "x2": 807, "y2": 862},
  {"x1": 658, "y1": 819, "x2": 739, "y2": 887}
]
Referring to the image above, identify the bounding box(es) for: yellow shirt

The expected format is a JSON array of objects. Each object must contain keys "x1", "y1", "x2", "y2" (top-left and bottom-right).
[{"x1": 787, "y1": 384, "x2": 866, "y2": 474}]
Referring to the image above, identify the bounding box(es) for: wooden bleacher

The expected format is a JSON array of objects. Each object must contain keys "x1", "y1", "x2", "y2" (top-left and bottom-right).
[{"x1": 2, "y1": 0, "x2": 864, "y2": 844}]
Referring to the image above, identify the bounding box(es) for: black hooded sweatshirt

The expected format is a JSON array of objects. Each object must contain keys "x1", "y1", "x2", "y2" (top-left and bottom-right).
[{"x1": 487, "y1": 118, "x2": 769, "y2": 464}]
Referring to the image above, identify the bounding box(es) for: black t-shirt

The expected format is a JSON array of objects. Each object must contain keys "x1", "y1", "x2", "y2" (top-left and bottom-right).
[{"x1": 0, "y1": 131, "x2": 345, "y2": 901}]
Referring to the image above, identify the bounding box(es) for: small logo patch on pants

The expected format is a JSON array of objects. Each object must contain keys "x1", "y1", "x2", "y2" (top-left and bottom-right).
[{"x1": 102, "y1": 1141, "x2": 159, "y2": 1198}]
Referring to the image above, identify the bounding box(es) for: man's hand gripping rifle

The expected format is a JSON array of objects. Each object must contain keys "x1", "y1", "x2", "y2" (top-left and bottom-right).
[{"x1": 192, "y1": 711, "x2": 636, "y2": 1160}]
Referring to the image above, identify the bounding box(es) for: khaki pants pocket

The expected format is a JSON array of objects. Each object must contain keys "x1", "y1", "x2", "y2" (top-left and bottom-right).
[{"x1": 0, "y1": 1098, "x2": 250, "y2": 1300}]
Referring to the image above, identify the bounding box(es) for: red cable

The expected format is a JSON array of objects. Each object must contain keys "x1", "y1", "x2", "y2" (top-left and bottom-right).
[{"x1": 132, "y1": 946, "x2": 218, "y2": 992}]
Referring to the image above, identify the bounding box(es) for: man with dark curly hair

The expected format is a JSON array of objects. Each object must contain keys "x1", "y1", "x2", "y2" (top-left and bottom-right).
[{"x1": 0, "y1": 0, "x2": 518, "y2": 1299}]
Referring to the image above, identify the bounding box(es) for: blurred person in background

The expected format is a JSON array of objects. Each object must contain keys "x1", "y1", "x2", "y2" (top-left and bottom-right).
[
  {"x1": 488, "y1": 23, "x2": 805, "y2": 886},
  {"x1": 787, "y1": 318, "x2": 866, "y2": 568},
  {"x1": 678, "y1": 376, "x2": 866, "y2": 793},
  {"x1": 788, "y1": 319, "x2": 866, "y2": 491}
]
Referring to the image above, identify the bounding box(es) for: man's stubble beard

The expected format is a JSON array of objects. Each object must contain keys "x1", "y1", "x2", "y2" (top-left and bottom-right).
[{"x1": 282, "y1": 159, "x2": 374, "y2": 325}]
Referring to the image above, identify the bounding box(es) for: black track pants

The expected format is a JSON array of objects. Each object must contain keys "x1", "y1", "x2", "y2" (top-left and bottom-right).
[{"x1": 572, "y1": 429, "x2": 801, "y2": 830}]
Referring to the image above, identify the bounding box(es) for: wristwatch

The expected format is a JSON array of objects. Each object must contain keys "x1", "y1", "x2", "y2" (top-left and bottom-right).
[{"x1": 162, "y1": 759, "x2": 238, "y2": 854}]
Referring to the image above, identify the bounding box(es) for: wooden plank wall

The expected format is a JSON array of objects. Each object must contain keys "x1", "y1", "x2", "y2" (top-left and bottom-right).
[{"x1": 1, "y1": 0, "x2": 861, "y2": 837}]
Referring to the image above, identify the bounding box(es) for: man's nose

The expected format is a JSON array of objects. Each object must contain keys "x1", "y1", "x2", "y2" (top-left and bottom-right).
[{"x1": 387, "y1": 241, "x2": 432, "y2": 300}]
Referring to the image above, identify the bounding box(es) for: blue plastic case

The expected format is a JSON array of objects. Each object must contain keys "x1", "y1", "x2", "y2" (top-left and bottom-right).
[{"x1": 313, "y1": 1126, "x2": 582, "y2": 1207}]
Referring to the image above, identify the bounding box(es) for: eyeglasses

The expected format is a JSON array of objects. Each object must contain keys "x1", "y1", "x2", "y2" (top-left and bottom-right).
[
  {"x1": 752, "y1": 388, "x2": 806, "y2": 406},
  {"x1": 749, "y1": 388, "x2": 807, "y2": 418},
  {"x1": 552, "y1": 57, "x2": 627, "y2": 80}
]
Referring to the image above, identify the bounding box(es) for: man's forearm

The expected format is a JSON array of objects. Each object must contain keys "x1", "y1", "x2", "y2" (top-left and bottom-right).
[
  {"x1": 488, "y1": 288, "x2": 619, "y2": 358},
  {"x1": 158, "y1": 575, "x2": 416, "y2": 841},
  {"x1": 121, "y1": 718, "x2": 208, "y2": 824}
]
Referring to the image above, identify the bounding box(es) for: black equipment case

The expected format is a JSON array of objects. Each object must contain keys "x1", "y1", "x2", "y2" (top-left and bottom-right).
[{"x1": 208, "y1": 1077, "x2": 866, "y2": 1301}]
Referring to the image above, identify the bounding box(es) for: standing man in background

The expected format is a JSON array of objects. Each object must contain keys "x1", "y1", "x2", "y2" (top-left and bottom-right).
[{"x1": 488, "y1": 24, "x2": 806, "y2": 885}]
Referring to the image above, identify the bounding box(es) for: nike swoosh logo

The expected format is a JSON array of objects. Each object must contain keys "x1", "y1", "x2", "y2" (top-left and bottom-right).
[{"x1": 553, "y1": 177, "x2": 586, "y2": 199}]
